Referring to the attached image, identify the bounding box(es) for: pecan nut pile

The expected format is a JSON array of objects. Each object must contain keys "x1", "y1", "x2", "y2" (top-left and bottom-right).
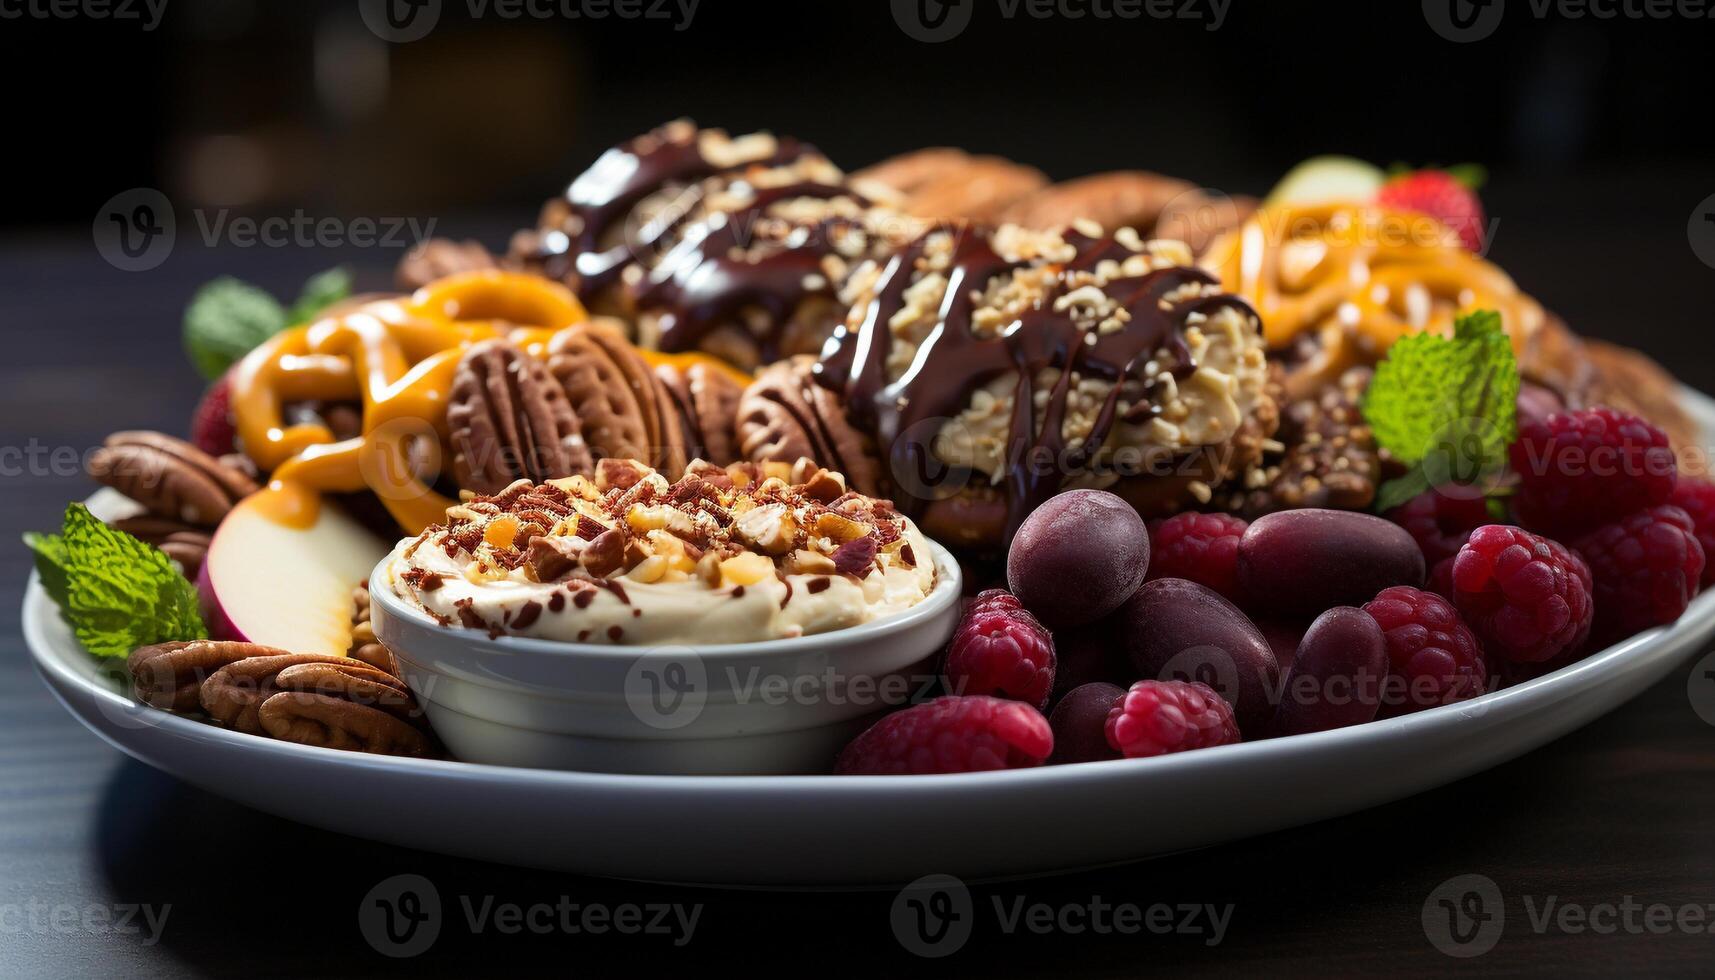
[
  {"x1": 86, "y1": 431, "x2": 260, "y2": 578},
  {"x1": 127, "y1": 639, "x2": 436, "y2": 758},
  {"x1": 447, "y1": 339, "x2": 593, "y2": 495}
]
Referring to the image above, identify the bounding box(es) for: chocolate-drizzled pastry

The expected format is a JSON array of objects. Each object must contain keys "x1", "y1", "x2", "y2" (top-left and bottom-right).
[
  {"x1": 778, "y1": 222, "x2": 1276, "y2": 551},
  {"x1": 508, "y1": 120, "x2": 919, "y2": 371}
]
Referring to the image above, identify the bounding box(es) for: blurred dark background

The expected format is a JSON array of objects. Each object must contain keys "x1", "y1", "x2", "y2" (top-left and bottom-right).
[{"x1": 4, "y1": 0, "x2": 1715, "y2": 374}]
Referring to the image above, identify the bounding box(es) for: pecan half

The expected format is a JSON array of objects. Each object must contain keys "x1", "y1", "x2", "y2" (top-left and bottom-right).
[
  {"x1": 200, "y1": 653, "x2": 352, "y2": 734},
  {"x1": 257, "y1": 692, "x2": 434, "y2": 757},
  {"x1": 735, "y1": 356, "x2": 880, "y2": 495},
  {"x1": 87, "y1": 431, "x2": 259, "y2": 527},
  {"x1": 129, "y1": 640, "x2": 283, "y2": 713},
  {"x1": 447, "y1": 339, "x2": 593, "y2": 495}
]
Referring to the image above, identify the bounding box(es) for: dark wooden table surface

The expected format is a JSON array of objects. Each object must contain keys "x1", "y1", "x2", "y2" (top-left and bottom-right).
[{"x1": 4, "y1": 179, "x2": 1715, "y2": 978}]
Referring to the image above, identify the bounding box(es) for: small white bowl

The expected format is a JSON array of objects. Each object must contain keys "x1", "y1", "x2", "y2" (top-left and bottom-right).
[{"x1": 368, "y1": 542, "x2": 963, "y2": 775}]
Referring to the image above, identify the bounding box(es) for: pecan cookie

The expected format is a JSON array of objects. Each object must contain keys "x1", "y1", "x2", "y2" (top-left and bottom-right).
[
  {"x1": 656, "y1": 361, "x2": 743, "y2": 464},
  {"x1": 996, "y1": 171, "x2": 1196, "y2": 233},
  {"x1": 447, "y1": 339, "x2": 593, "y2": 494},
  {"x1": 736, "y1": 356, "x2": 881, "y2": 495},
  {"x1": 87, "y1": 431, "x2": 259, "y2": 527},
  {"x1": 853, "y1": 148, "x2": 1048, "y2": 222},
  {"x1": 547, "y1": 321, "x2": 687, "y2": 477}
]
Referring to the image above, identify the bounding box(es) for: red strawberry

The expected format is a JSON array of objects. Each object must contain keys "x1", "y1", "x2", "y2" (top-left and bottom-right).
[
  {"x1": 190, "y1": 375, "x2": 237, "y2": 457},
  {"x1": 1376, "y1": 169, "x2": 1487, "y2": 252}
]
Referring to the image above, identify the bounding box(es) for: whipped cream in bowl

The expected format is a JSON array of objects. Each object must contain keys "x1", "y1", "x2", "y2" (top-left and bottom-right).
[{"x1": 369, "y1": 458, "x2": 961, "y2": 775}]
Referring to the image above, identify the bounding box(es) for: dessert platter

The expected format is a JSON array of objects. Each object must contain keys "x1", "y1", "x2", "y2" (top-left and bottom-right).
[{"x1": 26, "y1": 123, "x2": 1715, "y2": 884}]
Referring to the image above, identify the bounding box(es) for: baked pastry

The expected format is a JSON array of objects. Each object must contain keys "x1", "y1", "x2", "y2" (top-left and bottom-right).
[
  {"x1": 506, "y1": 120, "x2": 921, "y2": 371},
  {"x1": 856, "y1": 152, "x2": 1255, "y2": 251},
  {"x1": 740, "y1": 222, "x2": 1277, "y2": 552},
  {"x1": 851, "y1": 147, "x2": 1048, "y2": 222}
]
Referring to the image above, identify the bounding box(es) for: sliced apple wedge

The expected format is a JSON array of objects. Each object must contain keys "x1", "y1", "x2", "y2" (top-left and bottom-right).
[
  {"x1": 1264, "y1": 155, "x2": 1385, "y2": 208},
  {"x1": 198, "y1": 494, "x2": 392, "y2": 658}
]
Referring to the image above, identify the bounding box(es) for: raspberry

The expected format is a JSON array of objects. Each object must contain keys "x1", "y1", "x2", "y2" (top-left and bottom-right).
[
  {"x1": 834, "y1": 696, "x2": 1053, "y2": 775},
  {"x1": 1668, "y1": 479, "x2": 1715, "y2": 587},
  {"x1": 1103, "y1": 680, "x2": 1240, "y2": 758},
  {"x1": 1509, "y1": 407, "x2": 1676, "y2": 536},
  {"x1": 966, "y1": 588, "x2": 1022, "y2": 615},
  {"x1": 1573, "y1": 505, "x2": 1705, "y2": 645},
  {"x1": 1426, "y1": 557, "x2": 1456, "y2": 601},
  {"x1": 1363, "y1": 586, "x2": 1488, "y2": 715},
  {"x1": 1146, "y1": 512, "x2": 1247, "y2": 600},
  {"x1": 942, "y1": 604, "x2": 1057, "y2": 709},
  {"x1": 1450, "y1": 525, "x2": 1593, "y2": 664},
  {"x1": 190, "y1": 375, "x2": 237, "y2": 457},
  {"x1": 1385, "y1": 490, "x2": 1491, "y2": 567}
]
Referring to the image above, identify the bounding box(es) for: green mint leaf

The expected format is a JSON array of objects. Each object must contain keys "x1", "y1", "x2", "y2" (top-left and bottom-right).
[
  {"x1": 183, "y1": 277, "x2": 287, "y2": 381},
  {"x1": 23, "y1": 530, "x2": 71, "y2": 608},
  {"x1": 60, "y1": 504, "x2": 206, "y2": 657},
  {"x1": 1362, "y1": 310, "x2": 1519, "y2": 506},
  {"x1": 1375, "y1": 466, "x2": 1433, "y2": 515},
  {"x1": 287, "y1": 266, "x2": 353, "y2": 325}
]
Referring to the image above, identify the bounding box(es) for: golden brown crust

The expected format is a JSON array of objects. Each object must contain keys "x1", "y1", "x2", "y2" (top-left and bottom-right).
[
  {"x1": 1580, "y1": 338, "x2": 1701, "y2": 453},
  {"x1": 853, "y1": 148, "x2": 1047, "y2": 222},
  {"x1": 996, "y1": 171, "x2": 1195, "y2": 232}
]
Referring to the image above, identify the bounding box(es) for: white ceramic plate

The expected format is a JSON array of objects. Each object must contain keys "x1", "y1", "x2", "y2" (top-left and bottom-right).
[{"x1": 25, "y1": 392, "x2": 1715, "y2": 886}]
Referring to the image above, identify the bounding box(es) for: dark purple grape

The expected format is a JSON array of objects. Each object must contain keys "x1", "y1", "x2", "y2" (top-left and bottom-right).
[
  {"x1": 1047, "y1": 682, "x2": 1126, "y2": 764},
  {"x1": 1270, "y1": 606, "x2": 1387, "y2": 737},
  {"x1": 1048, "y1": 616, "x2": 1135, "y2": 707},
  {"x1": 1236, "y1": 509, "x2": 1426, "y2": 618},
  {"x1": 1119, "y1": 578, "x2": 1279, "y2": 735},
  {"x1": 1255, "y1": 618, "x2": 1308, "y2": 677},
  {"x1": 1007, "y1": 490, "x2": 1149, "y2": 628}
]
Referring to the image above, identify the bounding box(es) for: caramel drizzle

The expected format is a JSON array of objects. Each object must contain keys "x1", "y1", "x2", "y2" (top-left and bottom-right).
[{"x1": 818, "y1": 227, "x2": 1255, "y2": 541}]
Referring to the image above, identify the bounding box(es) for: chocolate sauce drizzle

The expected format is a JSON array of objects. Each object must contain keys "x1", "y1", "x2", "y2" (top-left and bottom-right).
[
  {"x1": 526, "y1": 125, "x2": 868, "y2": 361},
  {"x1": 635, "y1": 181, "x2": 865, "y2": 361},
  {"x1": 817, "y1": 226, "x2": 1256, "y2": 540},
  {"x1": 529, "y1": 126, "x2": 815, "y2": 296}
]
